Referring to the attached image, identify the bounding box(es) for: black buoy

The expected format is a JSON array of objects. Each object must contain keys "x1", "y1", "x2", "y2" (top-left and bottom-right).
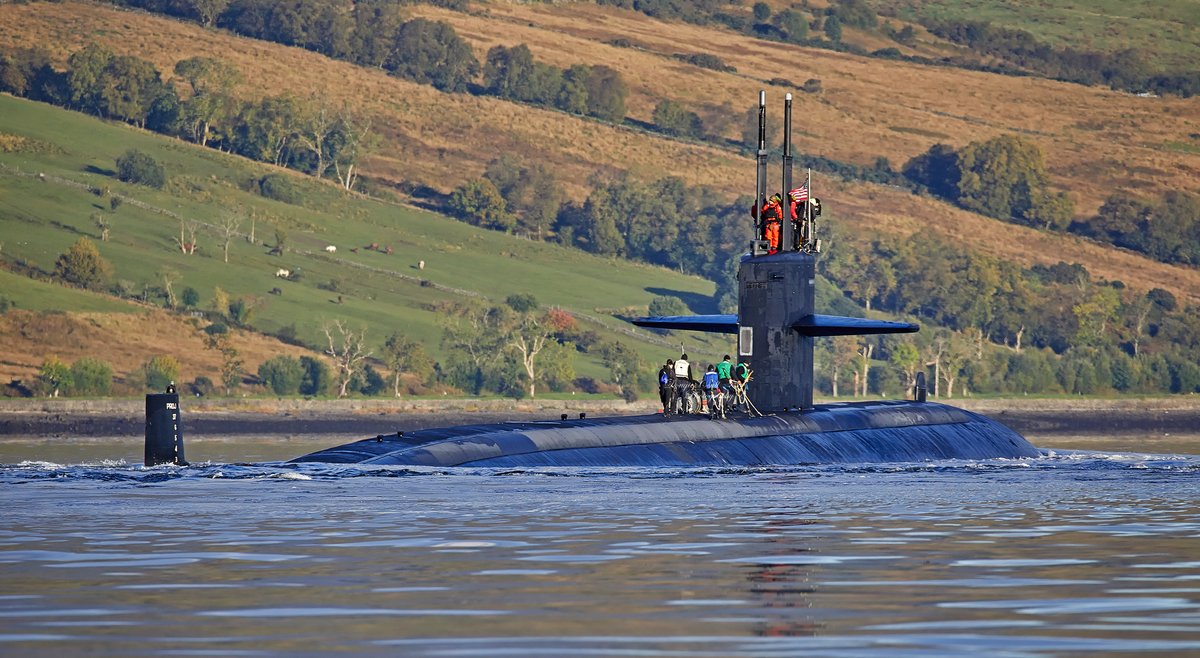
[{"x1": 145, "y1": 382, "x2": 187, "y2": 466}]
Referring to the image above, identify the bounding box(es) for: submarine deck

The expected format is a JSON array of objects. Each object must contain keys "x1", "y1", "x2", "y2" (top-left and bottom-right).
[{"x1": 288, "y1": 400, "x2": 1038, "y2": 467}]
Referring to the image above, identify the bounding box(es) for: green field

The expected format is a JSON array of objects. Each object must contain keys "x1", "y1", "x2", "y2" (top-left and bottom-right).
[
  {"x1": 0, "y1": 95, "x2": 733, "y2": 381},
  {"x1": 895, "y1": 0, "x2": 1200, "y2": 72}
]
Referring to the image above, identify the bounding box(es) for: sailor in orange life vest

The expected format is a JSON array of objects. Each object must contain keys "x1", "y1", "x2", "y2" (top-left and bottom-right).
[{"x1": 753, "y1": 193, "x2": 787, "y2": 253}]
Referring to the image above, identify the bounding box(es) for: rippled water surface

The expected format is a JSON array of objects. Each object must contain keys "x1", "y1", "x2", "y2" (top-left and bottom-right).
[{"x1": 1, "y1": 439, "x2": 1199, "y2": 657}]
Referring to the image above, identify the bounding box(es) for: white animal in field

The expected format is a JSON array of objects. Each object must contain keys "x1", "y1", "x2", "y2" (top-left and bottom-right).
[
  {"x1": 275, "y1": 268, "x2": 290, "y2": 278},
  {"x1": 325, "y1": 245, "x2": 336, "y2": 253},
  {"x1": 418, "y1": 260, "x2": 425, "y2": 270}
]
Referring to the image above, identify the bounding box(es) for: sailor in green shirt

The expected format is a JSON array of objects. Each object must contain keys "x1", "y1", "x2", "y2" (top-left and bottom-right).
[{"x1": 716, "y1": 355, "x2": 733, "y2": 393}]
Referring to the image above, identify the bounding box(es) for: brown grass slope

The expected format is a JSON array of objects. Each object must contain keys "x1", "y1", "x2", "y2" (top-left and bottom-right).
[
  {"x1": 3, "y1": 1, "x2": 1200, "y2": 303},
  {"x1": 0, "y1": 309, "x2": 316, "y2": 390}
]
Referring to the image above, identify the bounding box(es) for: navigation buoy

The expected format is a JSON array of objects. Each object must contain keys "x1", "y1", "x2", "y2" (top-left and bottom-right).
[{"x1": 145, "y1": 383, "x2": 187, "y2": 466}]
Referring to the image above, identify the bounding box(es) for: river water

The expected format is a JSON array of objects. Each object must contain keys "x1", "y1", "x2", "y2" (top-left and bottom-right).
[{"x1": 1, "y1": 435, "x2": 1199, "y2": 657}]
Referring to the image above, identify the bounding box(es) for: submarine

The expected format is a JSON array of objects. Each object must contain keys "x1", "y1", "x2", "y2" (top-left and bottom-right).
[{"x1": 281, "y1": 92, "x2": 1038, "y2": 468}]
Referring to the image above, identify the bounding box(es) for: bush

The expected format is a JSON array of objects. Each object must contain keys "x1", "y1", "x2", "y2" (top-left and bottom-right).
[
  {"x1": 258, "y1": 355, "x2": 303, "y2": 395},
  {"x1": 649, "y1": 295, "x2": 688, "y2": 316},
  {"x1": 143, "y1": 355, "x2": 181, "y2": 392},
  {"x1": 189, "y1": 376, "x2": 215, "y2": 397},
  {"x1": 67, "y1": 357, "x2": 113, "y2": 397},
  {"x1": 115, "y1": 149, "x2": 166, "y2": 188},
  {"x1": 54, "y1": 237, "x2": 113, "y2": 291},
  {"x1": 258, "y1": 173, "x2": 301, "y2": 204},
  {"x1": 204, "y1": 322, "x2": 228, "y2": 335},
  {"x1": 299, "y1": 355, "x2": 333, "y2": 396},
  {"x1": 0, "y1": 294, "x2": 13, "y2": 313}
]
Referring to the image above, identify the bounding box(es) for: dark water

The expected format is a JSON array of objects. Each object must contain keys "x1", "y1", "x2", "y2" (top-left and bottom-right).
[{"x1": 1, "y1": 438, "x2": 1199, "y2": 657}]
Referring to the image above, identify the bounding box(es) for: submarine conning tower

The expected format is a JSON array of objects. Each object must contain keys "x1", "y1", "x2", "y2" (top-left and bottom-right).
[{"x1": 632, "y1": 91, "x2": 917, "y2": 414}]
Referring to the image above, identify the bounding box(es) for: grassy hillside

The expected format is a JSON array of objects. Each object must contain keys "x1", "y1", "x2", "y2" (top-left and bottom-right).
[
  {"x1": 892, "y1": 0, "x2": 1200, "y2": 72},
  {"x1": 0, "y1": 94, "x2": 729, "y2": 388},
  {"x1": 1, "y1": 0, "x2": 1197, "y2": 300},
  {"x1": 2, "y1": 0, "x2": 1200, "y2": 393}
]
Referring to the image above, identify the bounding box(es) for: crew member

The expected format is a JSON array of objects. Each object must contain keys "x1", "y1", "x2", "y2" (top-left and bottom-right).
[
  {"x1": 752, "y1": 193, "x2": 785, "y2": 253},
  {"x1": 702, "y1": 364, "x2": 722, "y2": 419},
  {"x1": 658, "y1": 359, "x2": 674, "y2": 415},
  {"x1": 733, "y1": 360, "x2": 750, "y2": 411},
  {"x1": 673, "y1": 353, "x2": 693, "y2": 414},
  {"x1": 716, "y1": 354, "x2": 733, "y2": 406}
]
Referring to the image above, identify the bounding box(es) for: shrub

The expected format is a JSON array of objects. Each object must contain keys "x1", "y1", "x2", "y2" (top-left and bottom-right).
[
  {"x1": 115, "y1": 149, "x2": 166, "y2": 188},
  {"x1": 258, "y1": 355, "x2": 303, "y2": 395},
  {"x1": 299, "y1": 355, "x2": 333, "y2": 396},
  {"x1": 204, "y1": 322, "x2": 228, "y2": 335},
  {"x1": 68, "y1": 357, "x2": 113, "y2": 396},
  {"x1": 258, "y1": 173, "x2": 301, "y2": 204},
  {"x1": 189, "y1": 375, "x2": 215, "y2": 397},
  {"x1": 54, "y1": 237, "x2": 113, "y2": 290},
  {"x1": 649, "y1": 295, "x2": 688, "y2": 316},
  {"x1": 143, "y1": 355, "x2": 181, "y2": 392}
]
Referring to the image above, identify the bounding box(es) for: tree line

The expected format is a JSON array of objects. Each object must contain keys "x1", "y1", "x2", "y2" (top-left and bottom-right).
[
  {"x1": 0, "y1": 45, "x2": 371, "y2": 190},
  {"x1": 924, "y1": 19, "x2": 1200, "y2": 98},
  {"x1": 902, "y1": 135, "x2": 1200, "y2": 269},
  {"x1": 100, "y1": 0, "x2": 634, "y2": 118},
  {"x1": 820, "y1": 230, "x2": 1200, "y2": 397}
]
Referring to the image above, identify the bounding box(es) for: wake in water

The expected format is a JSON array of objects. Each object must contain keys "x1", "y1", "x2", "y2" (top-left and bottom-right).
[{"x1": 3, "y1": 450, "x2": 1198, "y2": 483}]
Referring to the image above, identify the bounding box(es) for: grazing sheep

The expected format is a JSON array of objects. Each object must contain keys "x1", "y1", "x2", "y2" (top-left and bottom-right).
[
  {"x1": 275, "y1": 268, "x2": 290, "y2": 278},
  {"x1": 418, "y1": 260, "x2": 425, "y2": 270},
  {"x1": 325, "y1": 245, "x2": 337, "y2": 253}
]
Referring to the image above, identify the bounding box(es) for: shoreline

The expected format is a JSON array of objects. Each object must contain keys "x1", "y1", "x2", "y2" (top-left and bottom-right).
[{"x1": 2, "y1": 396, "x2": 1200, "y2": 441}]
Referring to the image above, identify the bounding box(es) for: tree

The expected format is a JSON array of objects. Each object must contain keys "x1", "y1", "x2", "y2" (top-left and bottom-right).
[
  {"x1": 888, "y1": 340, "x2": 921, "y2": 396},
  {"x1": 143, "y1": 355, "x2": 181, "y2": 392},
  {"x1": 752, "y1": 2, "x2": 771, "y2": 22},
  {"x1": 329, "y1": 111, "x2": 373, "y2": 191},
  {"x1": 775, "y1": 9, "x2": 808, "y2": 43},
  {"x1": 823, "y1": 15, "x2": 842, "y2": 41},
  {"x1": 585, "y1": 65, "x2": 627, "y2": 122},
  {"x1": 55, "y1": 237, "x2": 113, "y2": 290},
  {"x1": 382, "y1": 332, "x2": 434, "y2": 397},
  {"x1": 65, "y1": 43, "x2": 113, "y2": 113},
  {"x1": 595, "y1": 340, "x2": 646, "y2": 400},
  {"x1": 204, "y1": 331, "x2": 243, "y2": 395},
  {"x1": 438, "y1": 300, "x2": 509, "y2": 394},
  {"x1": 181, "y1": 286, "x2": 201, "y2": 309},
  {"x1": 97, "y1": 55, "x2": 165, "y2": 128},
  {"x1": 159, "y1": 267, "x2": 180, "y2": 308},
  {"x1": 557, "y1": 64, "x2": 590, "y2": 114},
  {"x1": 173, "y1": 57, "x2": 241, "y2": 147},
  {"x1": 506, "y1": 310, "x2": 553, "y2": 398},
  {"x1": 448, "y1": 178, "x2": 513, "y2": 231},
  {"x1": 217, "y1": 212, "x2": 242, "y2": 263},
  {"x1": 299, "y1": 355, "x2": 333, "y2": 396},
  {"x1": 68, "y1": 357, "x2": 112, "y2": 396},
  {"x1": 956, "y1": 135, "x2": 1072, "y2": 227},
  {"x1": 234, "y1": 95, "x2": 303, "y2": 166},
  {"x1": 902, "y1": 143, "x2": 959, "y2": 200},
  {"x1": 652, "y1": 99, "x2": 703, "y2": 138},
  {"x1": 828, "y1": 335, "x2": 859, "y2": 397},
  {"x1": 258, "y1": 355, "x2": 304, "y2": 395},
  {"x1": 116, "y1": 150, "x2": 166, "y2": 189},
  {"x1": 385, "y1": 18, "x2": 479, "y2": 92},
  {"x1": 36, "y1": 357, "x2": 71, "y2": 398},
  {"x1": 323, "y1": 320, "x2": 372, "y2": 398},
  {"x1": 483, "y1": 44, "x2": 537, "y2": 100}
]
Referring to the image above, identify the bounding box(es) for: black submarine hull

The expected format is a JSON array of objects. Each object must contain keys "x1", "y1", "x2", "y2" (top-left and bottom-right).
[{"x1": 289, "y1": 401, "x2": 1039, "y2": 467}]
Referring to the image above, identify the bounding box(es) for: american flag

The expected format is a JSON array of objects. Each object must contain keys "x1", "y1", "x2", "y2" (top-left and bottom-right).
[{"x1": 789, "y1": 185, "x2": 808, "y2": 202}]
